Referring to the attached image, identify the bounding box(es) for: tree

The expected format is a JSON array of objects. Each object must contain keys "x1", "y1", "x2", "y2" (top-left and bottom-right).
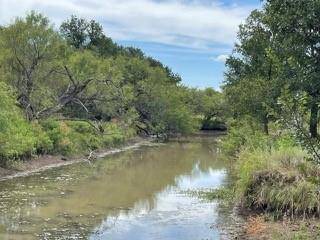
[
  {"x1": 101, "y1": 55, "x2": 196, "y2": 135},
  {"x1": 35, "y1": 51, "x2": 102, "y2": 119},
  {"x1": 224, "y1": 10, "x2": 278, "y2": 134},
  {"x1": 264, "y1": 0, "x2": 320, "y2": 137},
  {"x1": 0, "y1": 12, "x2": 63, "y2": 120},
  {"x1": 60, "y1": 15, "x2": 119, "y2": 57},
  {"x1": 0, "y1": 12, "x2": 96, "y2": 120},
  {"x1": 183, "y1": 87, "x2": 226, "y2": 128}
]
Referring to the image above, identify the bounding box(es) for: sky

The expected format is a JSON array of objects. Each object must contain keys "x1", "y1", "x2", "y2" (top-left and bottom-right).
[{"x1": 0, "y1": 0, "x2": 261, "y2": 89}]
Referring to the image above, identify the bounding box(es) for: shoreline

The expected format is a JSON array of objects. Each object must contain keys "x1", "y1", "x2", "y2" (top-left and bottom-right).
[
  {"x1": 0, "y1": 137, "x2": 155, "y2": 182},
  {"x1": 0, "y1": 130, "x2": 224, "y2": 182}
]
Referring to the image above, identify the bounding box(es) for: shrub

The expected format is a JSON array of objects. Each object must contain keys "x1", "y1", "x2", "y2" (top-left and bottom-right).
[
  {"x1": 31, "y1": 122, "x2": 53, "y2": 154},
  {"x1": 40, "y1": 119, "x2": 132, "y2": 156},
  {"x1": 219, "y1": 120, "x2": 272, "y2": 157},
  {"x1": 0, "y1": 82, "x2": 45, "y2": 164}
]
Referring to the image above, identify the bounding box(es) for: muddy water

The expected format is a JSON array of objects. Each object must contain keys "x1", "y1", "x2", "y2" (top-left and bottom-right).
[{"x1": 0, "y1": 133, "x2": 230, "y2": 240}]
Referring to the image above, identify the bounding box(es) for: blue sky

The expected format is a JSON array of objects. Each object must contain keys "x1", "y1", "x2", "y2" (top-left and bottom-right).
[{"x1": 0, "y1": 0, "x2": 261, "y2": 89}]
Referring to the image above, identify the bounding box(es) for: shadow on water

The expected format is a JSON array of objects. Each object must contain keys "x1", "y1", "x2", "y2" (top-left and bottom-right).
[{"x1": 0, "y1": 132, "x2": 230, "y2": 240}]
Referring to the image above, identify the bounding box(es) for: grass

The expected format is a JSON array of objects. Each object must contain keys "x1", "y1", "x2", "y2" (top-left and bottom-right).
[
  {"x1": 200, "y1": 121, "x2": 320, "y2": 239},
  {"x1": 236, "y1": 146, "x2": 320, "y2": 218},
  {"x1": 218, "y1": 121, "x2": 320, "y2": 219},
  {"x1": 195, "y1": 187, "x2": 235, "y2": 202}
]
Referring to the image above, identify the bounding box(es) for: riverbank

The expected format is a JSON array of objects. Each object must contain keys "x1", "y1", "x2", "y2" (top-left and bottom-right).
[
  {"x1": 0, "y1": 137, "x2": 154, "y2": 181},
  {"x1": 210, "y1": 121, "x2": 320, "y2": 240},
  {"x1": 0, "y1": 130, "x2": 227, "y2": 181},
  {"x1": 206, "y1": 186, "x2": 320, "y2": 239},
  {"x1": 219, "y1": 210, "x2": 320, "y2": 239}
]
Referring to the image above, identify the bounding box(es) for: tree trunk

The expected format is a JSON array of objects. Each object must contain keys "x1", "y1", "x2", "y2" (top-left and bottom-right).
[
  {"x1": 310, "y1": 100, "x2": 318, "y2": 138},
  {"x1": 263, "y1": 115, "x2": 269, "y2": 135}
]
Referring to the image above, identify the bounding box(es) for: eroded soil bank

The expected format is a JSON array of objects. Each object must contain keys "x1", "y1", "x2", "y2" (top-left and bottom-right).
[{"x1": 0, "y1": 137, "x2": 153, "y2": 181}]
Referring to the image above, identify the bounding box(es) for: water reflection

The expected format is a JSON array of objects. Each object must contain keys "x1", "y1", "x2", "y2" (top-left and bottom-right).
[
  {"x1": 91, "y1": 164, "x2": 225, "y2": 240},
  {"x1": 0, "y1": 135, "x2": 227, "y2": 239}
]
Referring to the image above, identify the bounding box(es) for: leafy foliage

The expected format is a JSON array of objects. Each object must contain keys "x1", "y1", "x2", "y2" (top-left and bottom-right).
[
  {"x1": 41, "y1": 120, "x2": 131, "y2": 156},
  {"x1": 0, "y1": 82, "x2": 47, "y2": 164},
  {"x1": 224, "y1": 0, "x2": 320, "y2": 164},
  {"x1": 0, "y1": 12, "x2": 223, "y2": 164}
]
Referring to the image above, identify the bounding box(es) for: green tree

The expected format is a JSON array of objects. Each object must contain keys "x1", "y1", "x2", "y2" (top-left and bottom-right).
[
  {"x1": 60, "y1": 15, "x2": 119, "y2": 57},
  {"x1": 0, "y1": 13, "x2": 101, "y2": 120},
  {"x1": 0, "y1": 12, "x2": 64, "y2": 120},
  {"x1": 104, "y1": 56, "x2": 196, "y2": 135},
  {"x1": 224, "y1": 10, "x2": 278, "y2": 134},
  {"x1": 183, "y1": 87, "x2": 226, "y2": 129},
  {"x1": 264, "y1": 0, "x2": 320, "y2": 137}
]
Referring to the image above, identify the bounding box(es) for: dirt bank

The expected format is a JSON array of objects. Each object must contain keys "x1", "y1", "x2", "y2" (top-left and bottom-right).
[{"x1": 0, "y1": 137, "x2": 155, "y2": 181}]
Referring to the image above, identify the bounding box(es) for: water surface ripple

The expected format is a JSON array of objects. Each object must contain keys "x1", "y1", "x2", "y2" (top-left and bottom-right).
[{"x1": 0, "y1": 134, "x2": 228, "y2": 240}]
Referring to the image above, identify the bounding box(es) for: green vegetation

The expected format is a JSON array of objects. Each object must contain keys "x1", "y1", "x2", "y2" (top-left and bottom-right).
[
  {"x1": 184, "y1": 87, "x2": 227, "y2": 131},
  {"x1": 197, "y1": 187, "x2": 235, "y2": 205},
  {"x1": 231, "y1": 129, "x2": 320, "y2": 218},
  {"x1": 41, "y1": 120, "x2": 133, "y2": 156},
  {"x1": 0, "y1": 81, "x2": 132, "y2": 165},
  {"x1": 224, "y1": 0, "x2": 320, "y2": 157},
  {"x1": 0, "y1": 12, "x2": 225, "y2": 166},
  {"x1": 0, "y1": 81, "x2": 41, "y2": 163},
  {"x1": 210, "y1": 1, "x2": 320, "y2": 237}
]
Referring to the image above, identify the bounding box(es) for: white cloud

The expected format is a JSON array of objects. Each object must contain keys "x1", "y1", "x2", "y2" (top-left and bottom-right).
[
  {"x1": 0, "y1": 0, "x2": 255, "y2": 50},
  {"x1": 210, "y1": 54, "x2": 229, "y2": 62}
]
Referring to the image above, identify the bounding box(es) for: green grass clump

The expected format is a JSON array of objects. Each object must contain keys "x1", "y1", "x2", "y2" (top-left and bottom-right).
[
  {"x1": 199, "y1": 187, "x2": 235, "y2": 202},
  {"x1": 220, "y1": 120, "x2": 320, "y2": 219},
  {"x1": 236, "y1": 145, "x2": 320, "y2": 218}
]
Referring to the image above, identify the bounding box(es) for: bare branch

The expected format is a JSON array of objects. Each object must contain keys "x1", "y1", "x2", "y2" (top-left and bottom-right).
[
  {"x1": 64, "y1": 65, "x2": 76, "y2": 86},
  {"x1": 73, "y1": 98, "x2": 89, "y2": 113}
]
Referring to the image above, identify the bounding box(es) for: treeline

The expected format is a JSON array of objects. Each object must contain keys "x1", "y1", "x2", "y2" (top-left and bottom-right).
[
  {"x1": 220, "y1": 0, "x2": 320, "y2": 224},
  {"x1": 0, "y1": 12, "x2": 224, "y2": 165}
]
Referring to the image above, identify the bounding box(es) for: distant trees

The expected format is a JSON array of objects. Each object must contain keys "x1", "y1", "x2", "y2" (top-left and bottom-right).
[
  {"x1": 60, "y1": 15, "x2": 119, "y2": 57},
  {"x1": 183, "y1": 87, "x2": 227, "y2": 130}
]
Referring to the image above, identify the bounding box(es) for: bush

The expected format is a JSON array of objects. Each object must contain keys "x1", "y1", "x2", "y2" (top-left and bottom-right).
[
  {"x1": 0, "y1": 82, "x2": 50, "y2": 165},
  {"x1": 219, "y1": 120, "x2": 272, "y2": 157},
  {"x1": 31, "y1": 122, "x2": 54, "y2": 154},
  {"x1": 40, "y1": 119, "x2": 133, "y2": 156},
  {"x1": 0, "y1": 83, "x2": 135, "y2": 164}
]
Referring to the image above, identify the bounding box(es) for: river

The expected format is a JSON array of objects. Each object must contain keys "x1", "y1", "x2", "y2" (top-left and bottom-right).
[{"x1": 0, "y1": 133, "x2": 231, "y2": 240}]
